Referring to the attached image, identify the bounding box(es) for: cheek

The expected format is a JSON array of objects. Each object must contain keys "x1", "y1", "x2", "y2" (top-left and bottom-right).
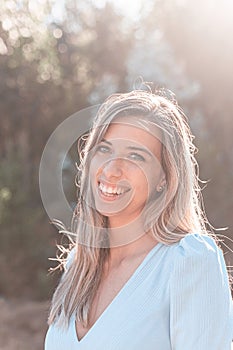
[
  {"x1": 144, "y1": 166, "x2": 161, "y2": 191},
  {"x1": 89, "y1": 155, "x2": 102, "y2": 178},
  {"x1": 129, "y1": 167, "x2": 149, "y2": 193}
]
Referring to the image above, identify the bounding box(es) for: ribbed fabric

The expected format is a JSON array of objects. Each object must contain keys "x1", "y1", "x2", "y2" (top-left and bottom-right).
[{"x1": 44, "y1": 233, "x2": 233, "y2": 350}]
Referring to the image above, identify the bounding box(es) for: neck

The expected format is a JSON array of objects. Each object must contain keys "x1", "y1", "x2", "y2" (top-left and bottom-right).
[
  {"x1": 107, "y1": 215, "x2": 145, "y2": 246},
  {"x1": 107, "y1": 229, "x2": 158, "y2": 267}
]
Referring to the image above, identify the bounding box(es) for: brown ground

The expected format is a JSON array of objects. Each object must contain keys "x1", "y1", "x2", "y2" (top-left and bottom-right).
[{"x1": 0, "y1": 298, "x2": 49, "y2": 350}]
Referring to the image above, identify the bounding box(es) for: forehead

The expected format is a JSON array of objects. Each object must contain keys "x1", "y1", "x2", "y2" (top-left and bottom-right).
[{"x1": 103, "y1": 116, "x2": 162, "y2": 157}]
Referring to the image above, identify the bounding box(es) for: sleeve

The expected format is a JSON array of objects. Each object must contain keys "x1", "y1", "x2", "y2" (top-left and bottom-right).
[
  {"x1": 65, "y1": 247, "x2": 76, "y2": 270},
  {"x1": 59, "y1": 247, "x2": 76, "y2": 281},
  {"x1": 170, "y1": 233, "x2": 233, "y2": 349}
]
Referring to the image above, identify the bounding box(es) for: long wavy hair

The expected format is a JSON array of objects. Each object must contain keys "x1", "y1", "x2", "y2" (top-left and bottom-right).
[{"x1": 48, "y1": 89, "x2": 212, "y2": 328}]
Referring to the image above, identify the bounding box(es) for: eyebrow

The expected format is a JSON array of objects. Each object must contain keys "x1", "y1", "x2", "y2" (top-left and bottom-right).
[
  {"x1": 101, "y1": 139, "x2": 112, "y2": 145},
  {"x1": 101, "y1": 139, "x2": 153, "y2": 157}
]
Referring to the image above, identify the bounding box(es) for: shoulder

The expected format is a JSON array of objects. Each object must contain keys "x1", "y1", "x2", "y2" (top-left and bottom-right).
[
  {"x1": 65, "y1": 247, "x2": 76, "y2": 270},
  {"x1": 173, "y1": 232, "x2": 221, "y2": 260},
  {"x1": 169, "y1": 234, "x2": 233, "y2": 346},
  {"x1": 170, "y1": 233, "x2": 228, "y2": 283}
]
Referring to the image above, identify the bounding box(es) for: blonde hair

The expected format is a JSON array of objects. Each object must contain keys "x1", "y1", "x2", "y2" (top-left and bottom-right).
[{"x1": 48, "y1": 89, "x2": 211, "y2": 328}]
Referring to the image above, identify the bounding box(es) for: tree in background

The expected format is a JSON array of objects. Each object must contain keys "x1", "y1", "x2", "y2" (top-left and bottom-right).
[
  {"x1": 0, "y1": 0, "x2": 133, "y2": 299},
  {"x1": 0, "y1": 0, "x2": 232, "y2": 299},
  {"x1": 142, "y1": 0, "x2": 233, "y2": 248}
]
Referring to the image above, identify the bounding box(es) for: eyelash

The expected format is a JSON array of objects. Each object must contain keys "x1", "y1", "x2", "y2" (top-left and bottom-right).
[
  {"x1": 96, "y1": 145, "x2": 146, "y2": 162},
  {"x1": 128, "y1": 153, "x2": 145, "y2": 162},
  {"x1": 96, "y1": 145, "x2": 111, "y2": 153}
]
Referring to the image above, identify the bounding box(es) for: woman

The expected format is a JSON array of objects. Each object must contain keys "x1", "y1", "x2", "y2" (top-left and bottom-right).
[{"x1": 44, "y1": 89, "x2": 233, "y2": 349}]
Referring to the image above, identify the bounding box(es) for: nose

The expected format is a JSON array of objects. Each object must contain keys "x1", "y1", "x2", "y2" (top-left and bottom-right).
[{"x1": 101, "y1": 158, "x2": 123, "y2": 179}]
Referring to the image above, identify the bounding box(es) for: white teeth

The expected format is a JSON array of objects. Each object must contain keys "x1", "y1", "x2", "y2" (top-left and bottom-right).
[
  {"x1": 98, "y1": 182, "x2": 128, "y2": 195},
  {"x1": 108, "y1": 187, "x2": 113, "y2": 194}
]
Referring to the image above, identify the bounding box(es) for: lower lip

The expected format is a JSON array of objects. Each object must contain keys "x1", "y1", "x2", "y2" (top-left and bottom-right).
[{"x1": 97, "y1": 187, "x2": 128, "y2": 202}]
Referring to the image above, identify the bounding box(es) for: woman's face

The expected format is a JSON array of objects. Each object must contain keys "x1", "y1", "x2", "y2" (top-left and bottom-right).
[{"x1": 89, "y1": 117, "x2": 164, "y2": 228}]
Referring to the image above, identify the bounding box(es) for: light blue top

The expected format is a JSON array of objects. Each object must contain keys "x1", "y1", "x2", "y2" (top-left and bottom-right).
[{"x1": 44, "y1": 233, "x2": 233, "y2": 349}]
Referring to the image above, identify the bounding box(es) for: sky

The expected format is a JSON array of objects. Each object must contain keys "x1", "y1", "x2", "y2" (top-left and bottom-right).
[{"x1": 51, "y1": 0, "x2": 149, "y2": 23}]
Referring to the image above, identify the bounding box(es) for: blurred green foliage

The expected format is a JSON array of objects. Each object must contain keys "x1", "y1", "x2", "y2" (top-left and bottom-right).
[
  {"x1": 0, "y1": 152, "x2": 54, "y2": 299},
  {"x1": 0, "y1": 0, "x2": 232, "y2": 300}
]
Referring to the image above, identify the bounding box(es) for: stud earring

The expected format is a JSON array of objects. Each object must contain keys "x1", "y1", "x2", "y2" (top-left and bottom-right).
[{"x1": 157, "y1": 185, "x2": 164, "y2": 192}]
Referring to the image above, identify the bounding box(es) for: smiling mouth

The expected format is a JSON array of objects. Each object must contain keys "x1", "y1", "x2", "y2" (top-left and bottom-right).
[{"x1": 98, "y1": 181, "x2": 131, "y2": 197}]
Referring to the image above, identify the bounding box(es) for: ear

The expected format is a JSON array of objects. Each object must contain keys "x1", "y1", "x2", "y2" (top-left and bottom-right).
[
  {"x1": 158, "y1": 174, "x2": 166, "y2": 188},
  {"x1": 156, "y1": 175, "x2": 166, "y2": 192}
]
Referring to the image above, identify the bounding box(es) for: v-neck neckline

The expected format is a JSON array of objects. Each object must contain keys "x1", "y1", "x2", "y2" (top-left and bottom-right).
[{"x1": 73, "y1": 242, "x2": 162, "y2": 344}]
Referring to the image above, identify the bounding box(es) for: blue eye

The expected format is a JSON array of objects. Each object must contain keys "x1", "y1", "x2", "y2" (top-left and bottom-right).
[
  {"x1": 128, "y1": 153, "x2": 145, "y2": 161},
  {"x1": 96, "y1": 145, "x2": 111, "y2": 154}
]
